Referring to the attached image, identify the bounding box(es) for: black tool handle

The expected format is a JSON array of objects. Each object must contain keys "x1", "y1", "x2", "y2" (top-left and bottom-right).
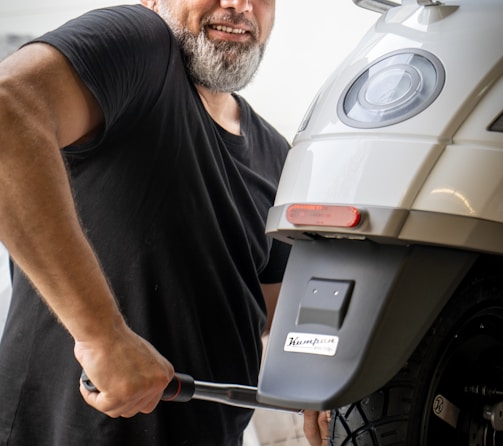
[
  {"x1": 81, "y1": 371, "x2": 195, "y2": 402},
  {"x1": 81, "y1": 370, "x2": 301, "y2": 413},
  {"x1": 160, "y1": 373, "x2": 195, "y2": 402}
]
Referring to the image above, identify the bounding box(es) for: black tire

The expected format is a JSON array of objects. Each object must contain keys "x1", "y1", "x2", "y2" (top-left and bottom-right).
[{"x1": 328, "y1": 254, "x2": 503, "y2": 446}]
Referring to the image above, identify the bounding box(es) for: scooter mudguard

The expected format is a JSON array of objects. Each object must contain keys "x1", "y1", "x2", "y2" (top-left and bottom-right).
[{"x1": 257, "y1": 239, "x2": 476, "y2": 410}]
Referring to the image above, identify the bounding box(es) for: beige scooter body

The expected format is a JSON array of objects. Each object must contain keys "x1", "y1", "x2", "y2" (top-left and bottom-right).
[{"x1": 257, "y1": 0, "x2": 503, "y2": 410}]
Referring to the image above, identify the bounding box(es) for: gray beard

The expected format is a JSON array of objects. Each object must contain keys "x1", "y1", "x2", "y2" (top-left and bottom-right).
[{"x1": 159, "y1": 9, "x2": 265, "y2": 92}]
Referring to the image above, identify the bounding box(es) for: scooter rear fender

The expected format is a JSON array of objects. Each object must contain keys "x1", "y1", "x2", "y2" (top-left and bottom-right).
[{"x1": 257, "y1": 239, "x2": 476, "y2": 410}]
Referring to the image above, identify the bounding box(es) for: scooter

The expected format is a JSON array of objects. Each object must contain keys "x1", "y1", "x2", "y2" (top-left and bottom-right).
[
  {"x1": 84, "y1": 0, "x2": 502, "y2": 443},
  {"x1": 254, "y1": 0, "x2": 503, "y2": 444}
]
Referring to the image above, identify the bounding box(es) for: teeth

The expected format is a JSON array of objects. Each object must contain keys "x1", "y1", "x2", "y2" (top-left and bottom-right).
[{"x1": 213, "y1": 25, "x2": 246, "y2": 34}]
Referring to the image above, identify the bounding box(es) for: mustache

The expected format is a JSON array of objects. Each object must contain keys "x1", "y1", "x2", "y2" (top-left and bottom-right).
[{"x1": 202, "y1": 13, "x2": 260, "y2": 41}]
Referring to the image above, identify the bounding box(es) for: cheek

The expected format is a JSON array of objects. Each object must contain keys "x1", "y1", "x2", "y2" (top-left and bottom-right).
[
  {"x1": 161, "y1": 1, "x2": 199, "y2": 31},
  {"x1": 184, "y1": 0, "x2": 211, "y2": 30},
  {"x1": 185, "y1": 12, "x2": 208, "y2": 34},
  {"x1": 255, "y1": 0, "x2": 275, "y2": 41},
  {"x1": 259, "y1": 14, "x2": 275, "y2": 43}
]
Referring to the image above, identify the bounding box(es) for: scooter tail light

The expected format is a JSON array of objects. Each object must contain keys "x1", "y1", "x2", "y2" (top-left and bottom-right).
[{"x1": 286, "y1": 204, "x2": 361, "y2": 228}]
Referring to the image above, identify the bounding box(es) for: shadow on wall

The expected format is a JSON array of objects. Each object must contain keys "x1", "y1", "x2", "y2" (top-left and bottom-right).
[{"x1": 0, "y1": 34, "x2": 33, "y2": 60}]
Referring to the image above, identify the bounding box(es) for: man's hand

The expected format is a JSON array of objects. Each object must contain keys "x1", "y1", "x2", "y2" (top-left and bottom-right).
[
  {"x1": 303, "y1": 410, "x2": 331, "y2": 446},
  {"x1": 75, "y1": 323, "x2": 174, "y2": 418}
]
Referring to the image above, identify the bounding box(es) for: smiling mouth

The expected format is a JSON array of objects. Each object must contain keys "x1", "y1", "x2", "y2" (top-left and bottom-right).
[{"x1": 210, "y1": 24, "x2": 247, "y2": 35}]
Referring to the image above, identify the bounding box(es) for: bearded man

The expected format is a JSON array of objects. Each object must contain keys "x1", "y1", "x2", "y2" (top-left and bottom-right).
[{"x1": 0, "y1": 1, "x2": 292, "y2": 444}]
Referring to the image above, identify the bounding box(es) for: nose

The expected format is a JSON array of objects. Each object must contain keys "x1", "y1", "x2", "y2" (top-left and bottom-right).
[{"x1": 219, "y1": 0, "x2": 252, "y2": 13}]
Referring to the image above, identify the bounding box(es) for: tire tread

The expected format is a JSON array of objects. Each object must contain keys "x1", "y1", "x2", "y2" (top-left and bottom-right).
[{"x1": 330, "y1": 385, "x2": 413, "y2": 445}]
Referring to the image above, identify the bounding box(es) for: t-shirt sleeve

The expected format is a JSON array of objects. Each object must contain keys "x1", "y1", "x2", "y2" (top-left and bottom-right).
[{"x1": 29, "y1": 5, "x2": 173, "y2": 150}]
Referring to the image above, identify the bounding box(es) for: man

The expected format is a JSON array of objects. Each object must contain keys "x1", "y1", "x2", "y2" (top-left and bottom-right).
[{"x1": 0, "y1": 1, "x2": 292, "y2": 444}]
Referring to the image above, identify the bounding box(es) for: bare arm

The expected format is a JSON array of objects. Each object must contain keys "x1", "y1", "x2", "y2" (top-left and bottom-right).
[
  {"x1": 260, "y1": 282, "x2": 282, "y2": 334},
  {"x1": 0, "y1": 43, "x2": 173, "y2": 417}
]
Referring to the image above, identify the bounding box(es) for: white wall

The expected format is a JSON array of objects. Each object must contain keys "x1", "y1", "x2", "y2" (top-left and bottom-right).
[
  {"x1": 0, "y1": 246, "x2": 11, "y2": 338},
  {"x1": 0, "y1": 1, "x2": 379, "y2": 337},
  {"x1": 243, "y1": 0, "x2": 377, "y2": 141},
  {"x1": 0, "y1": 0, "x2": 377, "y2": 140}
]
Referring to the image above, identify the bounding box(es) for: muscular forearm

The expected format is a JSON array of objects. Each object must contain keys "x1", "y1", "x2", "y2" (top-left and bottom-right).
[
  {"x1": 0, "y1": 89, "x2": 124, "y2": 343},
  {"x1": 0, "y1": 43, "x2": 173, "y2": 418},
  {"x1": 0, "y1": 44, "x2": 123, "y2": 342}
]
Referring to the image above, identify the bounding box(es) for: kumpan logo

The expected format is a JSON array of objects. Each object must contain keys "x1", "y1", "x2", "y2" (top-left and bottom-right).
[{"x1": 284, "y1": 332, "x2": 339, "y2": 357}]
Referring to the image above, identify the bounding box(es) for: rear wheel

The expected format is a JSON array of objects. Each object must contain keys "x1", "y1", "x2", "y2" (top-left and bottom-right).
[{"x1": 329, "y1": 255, "x2": 503, "y2": 446}]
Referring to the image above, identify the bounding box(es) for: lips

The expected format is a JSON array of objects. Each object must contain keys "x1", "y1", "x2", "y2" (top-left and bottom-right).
[
  {"x1": 210, "y1": 24, "x2": 248, "y2": 35},
  {"x1": 204, "y1": 14, "x2": 258, "y2": 41}
]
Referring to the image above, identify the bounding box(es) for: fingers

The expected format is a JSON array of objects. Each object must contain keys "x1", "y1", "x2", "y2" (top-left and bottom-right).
[
  {"x1": 303, "y1": 410, "x2": 331, "y2": 446},
  {"x1": 303, "y1": 410, "x2": 321, "y2": 446},
  {"x1": 318, "y1": 410, "x2": 331, "y2": 444},
  {"x1": 75, "y1": 327, "x2": 174, "y2": 418},
  {"x1": 116, "y1": 391, "x2": 164, "y2": 418},
  {"x1": 80, "y1": 378, "x2": 165, "y2": 418},
  {"x1": 78, "y1": 366, "x2": 169, "y2": 417}
]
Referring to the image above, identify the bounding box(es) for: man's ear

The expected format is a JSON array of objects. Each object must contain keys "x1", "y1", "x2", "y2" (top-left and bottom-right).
[{"x1": 140, "y1": 0, "x2": 158, "y2": 11}]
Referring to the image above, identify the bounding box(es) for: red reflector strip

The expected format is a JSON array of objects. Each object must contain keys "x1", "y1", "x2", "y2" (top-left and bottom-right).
[{"x1": 286, "y1": 204, "x2": 361, "y2": 228}]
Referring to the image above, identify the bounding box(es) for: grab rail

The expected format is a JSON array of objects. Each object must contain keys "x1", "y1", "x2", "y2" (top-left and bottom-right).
[{"x1": 354, "y1": 0, "x2": 442, "y2": 13}]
